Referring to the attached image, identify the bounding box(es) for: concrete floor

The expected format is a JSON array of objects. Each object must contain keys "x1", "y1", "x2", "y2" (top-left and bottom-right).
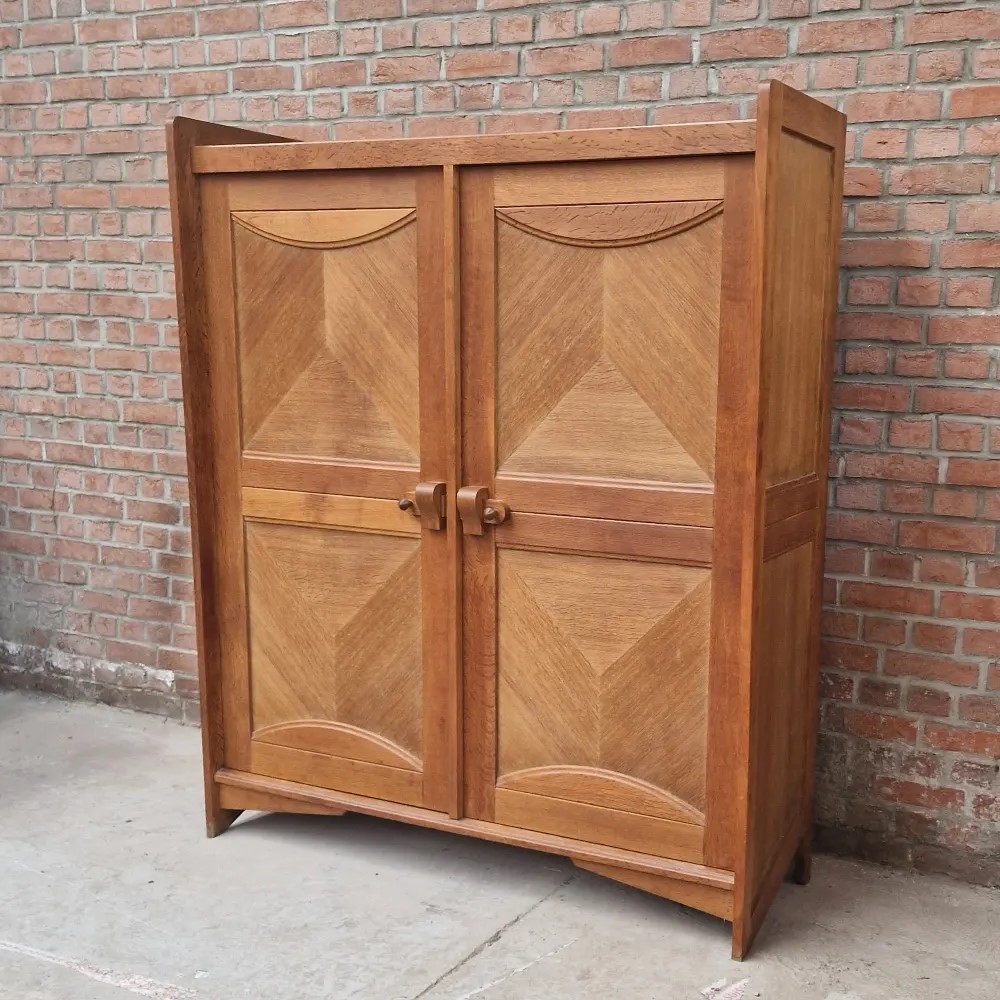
[{"x1": 1, "y1": 692, "x2": 999, "y2": 1000}]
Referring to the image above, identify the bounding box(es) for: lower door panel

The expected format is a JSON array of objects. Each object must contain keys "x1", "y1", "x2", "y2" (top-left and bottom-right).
[
  {"x1": 490, "y1": 542, "x2": 711, "y2": 861},
  {"x1": 243, "y1": 515, "x2": 425, "y2": 807}
]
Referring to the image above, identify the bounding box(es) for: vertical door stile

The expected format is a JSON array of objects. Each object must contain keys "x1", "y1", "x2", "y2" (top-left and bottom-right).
[
  {"x1": 200, "y1": 175, "x2": 253, "y2": 774},
  {"x1": 460, "y1": 168, "x2": 499, "y2": 822},
  {"x1": 418, "y1": 166, "x2": 464, "y2": 816}
]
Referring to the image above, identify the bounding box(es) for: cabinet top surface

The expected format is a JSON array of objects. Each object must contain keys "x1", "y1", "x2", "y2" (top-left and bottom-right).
[{"x1": 187, "y1": 119, "x2": 760, "y2": 175}]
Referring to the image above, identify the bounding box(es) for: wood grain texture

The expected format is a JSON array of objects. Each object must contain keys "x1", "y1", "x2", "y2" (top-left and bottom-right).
[
  {"x1": 232, "y1": 208, "x2": 415, "y2": 248},
  {"x1": 494, "y1": 787, "x2": 704, "y2": 861},
  {"x1": 416, "y1": 167, "x2": 463, "y2": 816},
  {"x1": 250, "y1": 742, "x2": 424, "y2": 807},
  {"x1": 497, "y1": 477, "x2": 714, "y2": 527},
  {"x1": 763, "y1": 508, "x2": 818, "y2": 561},
  {"x1": 234, "y1": 216, "x2": 420, "y2": 462},
  {"x1": 574, "y1": 860, "x2": 734, "y2": 921},
  {"x1": 765, "y1": 474, "x2": 821, "y2": 525},
  {"x1": 217, "y1": 768, "x2": 736, "y2": 889},
  {"x1": 225, "y1": 170, "x2": 416, "y2": 211},
  {"x1": 242, "y1": 487, "x2": 419, "y2": 535},
  {"x1": 495, "y1": 203, "x2": 721, "y2": 483},
  {"x1": 760, "y1": 131, "x2": 834, "y2": 488},
  {"x1": 167, "y1": 116, "x2": 291, "y2": 836},
  {"x1": 241, "y1": 456, "x2": 416, "y2": 499},
  {"x1": 245, "y1": 521, "x2": 423, "y2": 764},
  {"x1": 498, "y1": 513, "x2": 713, "y2": 565},
  {"x1": 704, "y1": 157, "x2": 759, "y2": 886},
  {"x1": 253, "y1": 721, "x2": 421, "y2": 770},
  {"x1": 193, "y1": 123, "x2": 756, "y2": 174},
  {"x1": 748, "y1": 542, "x2": 814, "y2": 896},
  {"x1": 496, "y1": 550, "x2": 711, "y2": 822},
  {"x1": 218, "y1": 784, "x2": 346, "y2": 817},
  {"x1": 200, "y1": 175, "x2": 255, "y2": 776},
  {"x1": 495, "y1": 201, "x2": 722, "y2": 246},
  {"x1": 735, "y1": 81, "x2": 846, "y2": 960},
  {"x1": 498, "y1": 766, "x2": 703, "y2": 824},
  {"x1": 459, "y1": 167, "x2": 499, "y2": 821}
]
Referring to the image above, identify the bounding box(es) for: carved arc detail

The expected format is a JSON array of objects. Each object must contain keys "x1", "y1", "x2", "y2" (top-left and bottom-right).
[
  {"x1": 232, "y1": 208, "x2": 416, "y2": 249},
  {"x1": 496, "y1": 201, "x2": 723, "y2": 248},
  {"x1": 498, "y1": 765, "x2": 705, "y2": 824},
  {"x1": 253, "y1": 720, "x2": 422, "y2": 771}
]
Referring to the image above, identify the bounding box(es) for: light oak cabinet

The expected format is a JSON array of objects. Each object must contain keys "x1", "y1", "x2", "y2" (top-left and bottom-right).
[{"x1": 168, "y1": 81, "x2": 845, "y2": 958}]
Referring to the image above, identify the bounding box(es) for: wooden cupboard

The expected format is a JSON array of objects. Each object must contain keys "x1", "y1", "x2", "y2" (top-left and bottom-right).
[{"x1": 168, "y1": 81, "x2": 846, "y2": 958}]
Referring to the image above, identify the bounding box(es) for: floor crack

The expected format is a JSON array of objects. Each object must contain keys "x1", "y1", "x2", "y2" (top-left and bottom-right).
[{"x1": 410, "y1": 871, "x2": 576, "y2": 1000}]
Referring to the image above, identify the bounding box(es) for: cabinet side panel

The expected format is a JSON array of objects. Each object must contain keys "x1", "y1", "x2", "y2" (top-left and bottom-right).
[
  {"x1": 761, "y1": 132, "x2": 835, "y2": 490},
  {"x1": 746, "y1": 82, "x2": 846, "y2": 948},
  {"x1": 748, "y1": 542, "x2": 813, "y2": 900}
]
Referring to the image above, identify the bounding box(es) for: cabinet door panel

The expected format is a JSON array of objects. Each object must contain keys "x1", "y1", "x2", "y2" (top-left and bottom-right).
[
  {"x1": 201, "y1": 169, "x2": 458, "y2": 812},
  {"x1": 461, "y1": 162, "x2": 723, "y2": 861}
]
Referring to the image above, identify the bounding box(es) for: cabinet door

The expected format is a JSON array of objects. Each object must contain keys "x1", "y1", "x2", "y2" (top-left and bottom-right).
[
  {"x1": 200, "y1": 169, "x2": 459, "y2": 812},
  {"x1": 460, "y1": 159, "x2": 731, "y2": 863}
]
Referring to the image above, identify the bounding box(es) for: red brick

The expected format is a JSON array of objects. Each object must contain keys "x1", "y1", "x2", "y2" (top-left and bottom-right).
[
  {"x1": 837, "y1": 314, "x2": 921, "y2": 343},
  {"x1": 525, "y1": 43, "x2": 604, "y2": 75},
  {"x1": 939, "y1": 592, "x2": 1000, "y2": 623},
  {"x1": 876, "y1": 778, "x2": 963, "y2": 810},
  {"x1": 885, "y1": 650, "x2": 980, "y2": 687},
  {"x1": 920, "y1": 387, "x2": 1000, "y2": 421},
  {"x1": 136, "y1": 11, "x2": 193, "y2": 39},
  {"x1": 303, "y1": 61, "x2": 366, "y2": 88},
  {"x1": 939, "y1": 422, "x2": 984, "y2": 453},
  {"x1": 234, "y1": 67, "x2": 295, "y2": 91},
  {"x1": 905, "y1": 10, "x2": 1000, "y2": 44},
  {"x1": 951, "y1": 86, "x2": 1000, "y2": 119},
  {"x1": 842, "y1": 708, "x2": 918, "y2": 745},
  {"x1": 169, "y1": 72, "x2": 228, "y2": 97},
  {"x1": 959, "y1": 695, "x2": 1000, "y2": 726},
  {"x1": 859, "y1": 679, "x2": 901, "y2": 709},
  {"x1": 863, "y1": 615, "x2": 907, "y2": 644},
  {"x1": 940, "y1": 240, "x2": 1000, "y2": 269},
  {"x1": 609, "y1": 35, "x2": 691, "y2": 67},
  {"x1": 700, "y1": 28, "x2": 786, "y2": 60},
  {"x1": 832, "y1": 384, "x2": 909, "y2": 413},
  {"x1": 913, "y1": 622, "x2": 957, "y2": 653},
  {"x1": 821, "y1": 639, "x2": 878, "y2": 672},
  {"x1": 839, "y1": 239, "x2": 932, "y2": 268},
  {"x1": 899, "y1": 520, "x2": 995, "y2": 555},
  {"x1": 929, "y1": 317, "x2": 1000, "y2": 345},
  {"x1": 799, "y1": 17, "x2": 892, "y2": 52},
  {"x1": 372, "y1": 55, "x2": 440, "y2": 83},
  {"x1": 925, "y1": 724, "x2": 1000, "y2": 758},
  {"x1": 445, "y1": 50, "x2": 517, "y2": 79},
  {"x1": 888, "y1": 164, "x2": 989, "y2": 196},
  {"x1": 265, "y1": 0, "x2": 330, "y2": 27},
  {"x1": 841, "y1": 582, "x2": 934, "y2": 616},
  {"x1": 844, "y1": 90, "x2": 941, "y2": 123},
  {"x1": 199, "y1": 6, "x2": 260, "y2": 33},
  {"x1": 844, "y1": 453, "x2": 938, "y2": 484}
]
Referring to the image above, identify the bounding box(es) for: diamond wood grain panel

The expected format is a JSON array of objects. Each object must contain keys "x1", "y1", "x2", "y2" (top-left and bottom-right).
[
  {"x1": 246, "y1": 521, "x2": 423, "y2": 762},
  {"x1": 497, "y1": 548, "x2": 711, "y2": 819},
  {"x1": 496, "y1": 205, "x2": 722, "y2": 485},
  {"x1": 233, "y1": 213, "x2": 419, "y2": 464}
]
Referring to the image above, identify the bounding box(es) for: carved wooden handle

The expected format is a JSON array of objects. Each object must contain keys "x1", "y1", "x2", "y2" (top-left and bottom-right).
[
  {"x1": 399, "y1": 482, "x2": 446, "y2": 530},
  {"x1": 457, "y1": 486, "x2": 509, "y2": 535}
]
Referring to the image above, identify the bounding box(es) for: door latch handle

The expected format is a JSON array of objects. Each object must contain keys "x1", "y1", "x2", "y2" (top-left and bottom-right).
[
  {"x1": 399, "y1": 481, "x2": 446, "y2": 530},
  {"x1": 457, "y1": 486, "x2": 509, "y2": 536}
]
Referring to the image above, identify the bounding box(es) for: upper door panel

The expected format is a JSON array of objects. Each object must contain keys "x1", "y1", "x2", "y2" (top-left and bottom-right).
[
  {"x1": 233, "y1": 208, "x2": 420, "y2": 466},
  {"x1": 494, "y1": 199, "x2": 722, "y2": 486}
]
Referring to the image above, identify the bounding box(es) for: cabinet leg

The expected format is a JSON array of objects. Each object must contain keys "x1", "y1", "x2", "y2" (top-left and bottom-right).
[
  {"x1": 206, "y1": 806, "x2": 242, "y2": 838},
  {"x1": 791, "y1": 832, "x2": 812, "y2": 886}
]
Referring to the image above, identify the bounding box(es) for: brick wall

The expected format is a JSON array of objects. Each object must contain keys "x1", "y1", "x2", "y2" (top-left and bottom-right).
[{"x1": 2, "y1": 0, "x2": 999, "y2": 881}]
